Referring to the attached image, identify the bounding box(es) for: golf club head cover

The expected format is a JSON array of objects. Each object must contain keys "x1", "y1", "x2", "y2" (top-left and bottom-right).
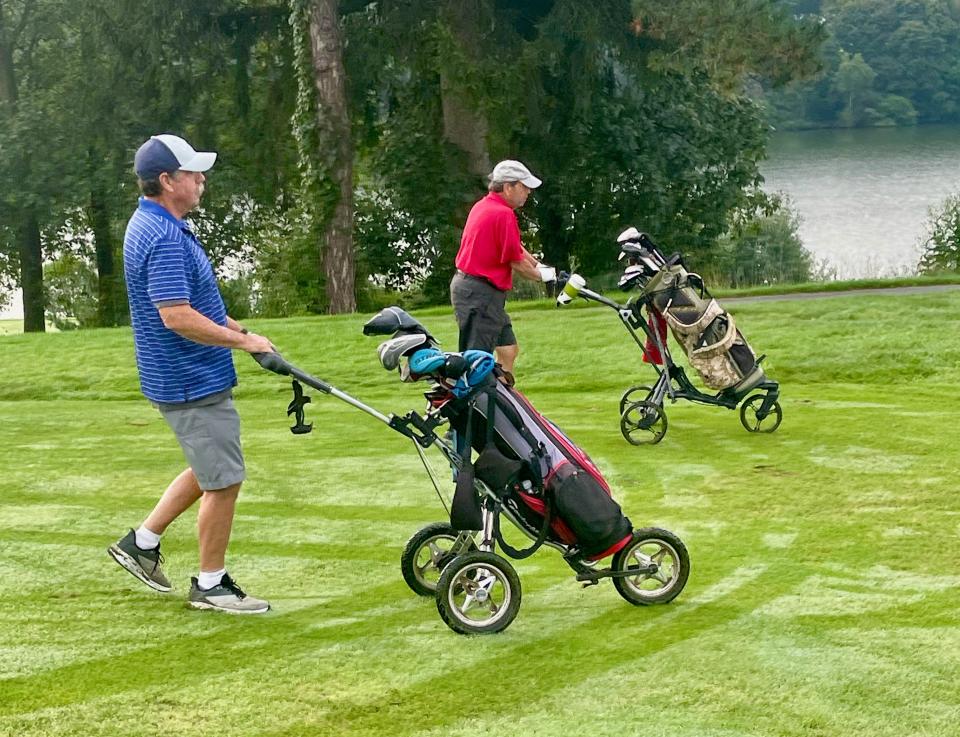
[
  {"x1": 408, "y1": 347, "x2": 446, "y2": 375},
  {"x1": 440, "y1": 353, "x2": 468, "y2": 378},
  {"x1": 452, "y1": 351, "x2": 495, "y2": 398}
]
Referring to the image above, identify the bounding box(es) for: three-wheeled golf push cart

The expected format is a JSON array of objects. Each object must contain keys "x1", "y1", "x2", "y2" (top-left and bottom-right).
[
  {"x1": 557, "y1": 228, "x2": 782, "y2": 445},
  {"x1": 254, "y1": 307, "x2": 689, "y2": 635}
]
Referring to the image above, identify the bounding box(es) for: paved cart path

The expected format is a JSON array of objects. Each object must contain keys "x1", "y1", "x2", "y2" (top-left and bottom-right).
[{"x1": 722, "y1": 283, "x2": 960, "y2": 304}]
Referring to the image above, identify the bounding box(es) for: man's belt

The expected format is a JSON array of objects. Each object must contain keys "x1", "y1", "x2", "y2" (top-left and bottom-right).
[{"x1": 456, "y1": 270, "x2": 504, "y2": 291}]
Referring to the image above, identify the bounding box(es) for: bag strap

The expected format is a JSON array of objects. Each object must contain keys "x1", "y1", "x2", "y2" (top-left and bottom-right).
[
  {"x1": 492, "y1": 491, "x2": 554, "y2": 560},
  {"x1": 484, "y1": 385, "x2": 497, "y2": 449},
  {"x1": 461, "y1": 399, "x2": 474, "y2": 468}
]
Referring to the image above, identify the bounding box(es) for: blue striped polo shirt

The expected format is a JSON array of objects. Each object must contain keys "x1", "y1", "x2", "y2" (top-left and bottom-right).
[{"x1": 123, "y1": 197, "x2": 237, "y2": 404}]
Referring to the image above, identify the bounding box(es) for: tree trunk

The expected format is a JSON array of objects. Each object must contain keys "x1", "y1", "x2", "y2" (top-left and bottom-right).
[
  {"x1": 307, "y1": 0, "x2": 355, "y2": 314},
  {"x1": 440, "y1": 74, "x2": 491, "y2": 178},
  {"x1": 0, "y1": 14, "x2": 15, "y2": 105},
  {"x1": 439, "y1": 1, "x2": 492, "y2": 178},
  {"x1": 19, "y1": 209, "x2": 43, "y2": 332},
  {"x1": 1, "y1": 0, "x2": 44, "y2": 332},
  {"x1": 90, "y1": 183, "x2": 124, "y2": 326}
]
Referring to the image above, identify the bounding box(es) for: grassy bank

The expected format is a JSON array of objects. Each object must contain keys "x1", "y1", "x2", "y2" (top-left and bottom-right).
[{"x1": 1, "y1": 291, "x2": 958, "y2": 736}]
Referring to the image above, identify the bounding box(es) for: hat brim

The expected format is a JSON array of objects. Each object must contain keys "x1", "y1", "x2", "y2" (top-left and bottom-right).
[
  {"x1": 521, "y1": 174, "x2": 542, "y2": 189},
  {"x1": 179, "y1": 151, "x2": 217, "y2": 172}
]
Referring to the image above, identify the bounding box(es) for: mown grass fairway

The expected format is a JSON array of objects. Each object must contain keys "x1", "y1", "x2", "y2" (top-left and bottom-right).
[{"x1": 2, "y1": 290, "x2": 959, "y2": 736}]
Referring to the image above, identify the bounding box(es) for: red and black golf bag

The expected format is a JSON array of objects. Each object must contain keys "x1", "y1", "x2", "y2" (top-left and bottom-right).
[{"x1": 439, "y1": 375, "x2": 634, "y2": 561}]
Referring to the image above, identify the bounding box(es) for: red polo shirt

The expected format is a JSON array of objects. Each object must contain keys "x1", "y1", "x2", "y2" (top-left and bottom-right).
[{"x1": 455, "y1": 193, "x2": 525, "y2": 291}]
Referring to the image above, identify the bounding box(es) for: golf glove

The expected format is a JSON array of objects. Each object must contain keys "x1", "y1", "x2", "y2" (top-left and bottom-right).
[{"x1": 537, "y1": 264, "x2": 557, "y2": 283}]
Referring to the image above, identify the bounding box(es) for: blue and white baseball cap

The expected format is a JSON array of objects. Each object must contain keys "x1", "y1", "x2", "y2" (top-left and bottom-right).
[{"x1": 134, "y1": 134, "x2": 217, "y2": 179}]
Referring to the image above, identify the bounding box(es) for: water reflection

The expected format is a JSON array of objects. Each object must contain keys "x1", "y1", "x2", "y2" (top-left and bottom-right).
[{"x1": 760, "y1": 124, "x2": 960, "y2": 278}]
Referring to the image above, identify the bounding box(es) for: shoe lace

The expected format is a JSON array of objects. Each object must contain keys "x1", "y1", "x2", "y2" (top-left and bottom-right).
[
  {"x1": 220, "y1": 574, "x2": 247, "y2": 599},
  {"x1": 140, "y1": 546, "x2": 164, "y2": 573}
]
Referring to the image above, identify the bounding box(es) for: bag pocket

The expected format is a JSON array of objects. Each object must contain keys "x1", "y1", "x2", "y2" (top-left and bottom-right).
[
  {"x1": 450, "y1": 465, "x2": 483, "y2": 531},
  {"x1": 474, "y1": 445, "x2": 525, "y2": 495},
  {"x1": 551, "y1": 466, "x2": 632, "y2": 557}
]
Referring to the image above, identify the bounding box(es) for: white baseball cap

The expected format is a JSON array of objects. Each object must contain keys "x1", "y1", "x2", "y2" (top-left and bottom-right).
[
  {"x1": 134, "y1": 134, "x2": 217, "y2": 179},
  {"x1": 490, "y1": 160, "x2": 542, "y2": 189}
]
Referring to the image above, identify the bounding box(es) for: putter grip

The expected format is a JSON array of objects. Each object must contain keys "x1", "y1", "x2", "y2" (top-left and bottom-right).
[{"x1": 252, "y1": 351, "x2": 290, "y2": 376}]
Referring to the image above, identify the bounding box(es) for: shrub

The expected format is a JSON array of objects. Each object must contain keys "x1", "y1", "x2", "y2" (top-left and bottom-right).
[
  {"x1": 709, "y1": 193, "x2": 813, "y2": 287},
  {"x1": 44, "y1": 253, "x2": 98, "y2": 330},
  {"x1": 918, "y1": 193, "x2": 960, "y2": 274}
]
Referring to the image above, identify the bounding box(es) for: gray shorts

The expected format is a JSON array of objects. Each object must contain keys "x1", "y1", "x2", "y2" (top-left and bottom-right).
[
  {"x1": 450, "y1": 273, "x2": 517, "y2": 354},
  {"x1": 157, "y1": 391, "x2": 245, "y2": 491}
]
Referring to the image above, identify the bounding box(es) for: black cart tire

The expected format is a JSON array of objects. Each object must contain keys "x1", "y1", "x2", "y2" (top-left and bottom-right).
[
  {"x1": 620, "y1": 400, "x2": 668, "y2": 445},
  {"x1": 612, "y1": 527, "x2": 690, "y2": 605},
  {"x1": 435, "y1": 551, "x2": 521, "y2": 635},
  {"x1": 401, "y1": 523, "x2": 475, "y2": 597},
  {"x1": 739, "y1": 395, "x2": 783, "y2": 433},
  {"x1": 619, "y1": 385, "x2": 653, "y2": 417}
]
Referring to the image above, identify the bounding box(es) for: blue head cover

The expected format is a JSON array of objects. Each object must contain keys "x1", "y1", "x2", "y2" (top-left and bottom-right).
[
  {"x1": 452, "y1": 350, "x2": 495, "y2": 397},
  {"x1": 408, "y1": 348, "x2": 447, "y2": 375},
  {"x1": 407, "y1": 348, "x2": 494, "y2": 394}
]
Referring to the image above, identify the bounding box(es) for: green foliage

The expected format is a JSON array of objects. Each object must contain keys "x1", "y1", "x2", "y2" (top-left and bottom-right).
[
  {"x1": 43, "y1": 252, "x2": 99, "y2": 330},
  {"x1": 765, "y1": 0, "x2": 960, "y2": 129},
  {"x1": 2, "y1": 0, "x2": 832, "y2": 321},
  {"x1": 709, "y1": 192, "x2": 813, "y2": 287},
  {"x1": 345, "y1": 10, "x2": 487, "y2": 302},
  {"x1": 344, "y1": 0, "x2": 823, "y2": 294},
  {"x1": 833, "y1": 51, "x2": 876, "y2": 126},
  {"x1": 918, "y1": 192, "x2": 960, "y2": 273},
  {"x1": 217, "y1": 276, "x2": 255, "y2": 320},
  {"x1": 249, "y1": 205, "x2": 325, "y2": 317},
  {"x1": 633, "y1": 0, "x2": 826, "y2": 89},
  {"x1": 871, "y1": 93, "x2": 918, "y2": 126},
  {"x1": 2, "y1": 0, "x2": 302, "y2": 322},
  {"x1": 513, "y1": 0, "x2": 774, "y2": 273}
]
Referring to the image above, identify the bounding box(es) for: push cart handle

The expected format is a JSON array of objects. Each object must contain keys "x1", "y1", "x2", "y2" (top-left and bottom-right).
[
  {"x1": 577, "y1": 286, "x2": 625, "y2": 311},
  {"x1": 252, "y1": 351, "x2": 290, "y2": 376},
  {"x1": 251, "y1": 352, "x2": 334, "y2": 395}
]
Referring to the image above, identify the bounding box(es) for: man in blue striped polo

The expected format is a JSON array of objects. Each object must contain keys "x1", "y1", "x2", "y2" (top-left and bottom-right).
[{"x1": 108, "y1": 134, "x2": 274, "y2": 614}]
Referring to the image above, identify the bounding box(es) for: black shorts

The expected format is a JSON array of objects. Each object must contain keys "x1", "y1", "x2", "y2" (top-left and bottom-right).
[{"x1": 450, "y1": 273, "x2": 517, "y2": 354}]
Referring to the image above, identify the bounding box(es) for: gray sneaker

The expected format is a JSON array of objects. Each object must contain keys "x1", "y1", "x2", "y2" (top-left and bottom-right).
[
  {"x1": 188, "y1": 574, "x2": 270, "y2": 614},
  {"x1": 107, "y1": 529, "x2": 172, "y2": 592}
]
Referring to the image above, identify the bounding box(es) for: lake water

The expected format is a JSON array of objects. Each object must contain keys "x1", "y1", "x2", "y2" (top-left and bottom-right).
[{"x1": 761, "y1": 124, "x2": 960, "y2": 278}]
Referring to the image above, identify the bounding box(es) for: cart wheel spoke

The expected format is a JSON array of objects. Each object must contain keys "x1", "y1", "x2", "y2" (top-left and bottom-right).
[{"x1": 426, "y1": 541, "x2": 446, "y2": 565}]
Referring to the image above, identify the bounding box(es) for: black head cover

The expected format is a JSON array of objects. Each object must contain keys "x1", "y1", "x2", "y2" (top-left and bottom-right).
[{"x1": 363, "y1": 306, "x2": 437, "y2": 343}]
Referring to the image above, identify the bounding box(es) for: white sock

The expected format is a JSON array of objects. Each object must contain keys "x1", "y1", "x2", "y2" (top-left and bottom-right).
[
  {"x1": 135, "y1": 526, "x2": 161, "y2": 550},
  {"x1": 198, "y1": 568, "x2": 227, "y2": 590}
]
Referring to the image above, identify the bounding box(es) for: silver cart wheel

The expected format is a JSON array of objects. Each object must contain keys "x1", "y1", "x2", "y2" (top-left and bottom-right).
[
  {"x1": 435, "y1": 551, "x2": 521, "y2": 635},
  {"x1": 612, "y1": 527, "x2": 690, "y2": 605},
  {"x1": 401, "y1": 523, "x2": 476, "y2": 597}
]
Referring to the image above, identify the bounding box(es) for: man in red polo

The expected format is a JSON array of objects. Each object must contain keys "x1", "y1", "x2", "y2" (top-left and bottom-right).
[{"x1": 451, "y1": 160, "x2": 555, "y2": 374}]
